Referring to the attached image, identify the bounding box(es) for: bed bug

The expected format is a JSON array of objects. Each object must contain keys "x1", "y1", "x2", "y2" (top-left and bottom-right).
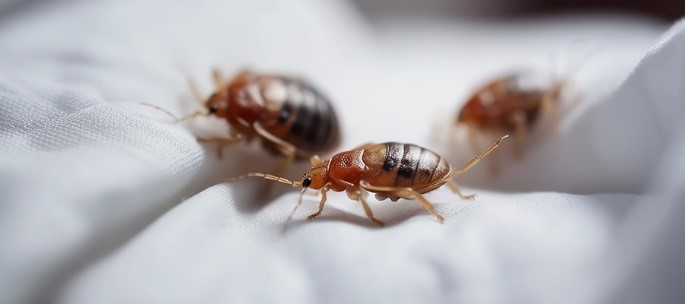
[
  {"x1": 233, "y1": 136, "x2": 507, "y2": 226},
  {"x1": 456, "y1": 72, "x2": 566, "y2": 158},
  {"x1": 145, "y1": 69, "x2": 341, "y2": 176},
  {"x1": 455, "y1": 43, "x2": 596, "y2": 160}
]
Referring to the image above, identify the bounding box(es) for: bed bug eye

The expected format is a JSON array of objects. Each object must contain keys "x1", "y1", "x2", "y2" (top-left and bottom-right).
[
  {"x1": 208, "y1": 105, "x2": 218, "y2": 114},
  {"x1": 302, "y1": 177, "x2": 312, "y2": 188}
]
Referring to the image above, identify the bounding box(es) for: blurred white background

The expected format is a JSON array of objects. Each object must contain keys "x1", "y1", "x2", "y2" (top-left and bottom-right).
[{"x1": 0, "y1": 1, "x2": 683, "y2": 303}]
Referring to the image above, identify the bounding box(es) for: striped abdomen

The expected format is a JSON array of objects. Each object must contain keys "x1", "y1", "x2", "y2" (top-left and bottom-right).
[
  {"x1": 259, "y1": 76, "x2": 340, "y2": 154},
  {"x1": 360, "y1": 143, "x2": 451, "y2": 193}
]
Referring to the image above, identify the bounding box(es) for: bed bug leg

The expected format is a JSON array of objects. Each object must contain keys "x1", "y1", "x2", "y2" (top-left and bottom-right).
[
  {"x1": 540, "y1": 91, "x2": 558, "y2": 134},
  {"x1": 273, "y1": 145, "x2": 296, "y2": 179},
  {"x1": 196, "y1": 130, "x2": 242, "y2": 159},
  {"x1": 196, "y1": 137, "x2": 240, "y2": 159},
  {"x1": 358, "y1": 194, "x2": 385, "y2": 227},
  {"x1": 445, "y1": 180, "x2": 475, "y2": 200},
  {"x1": 359, "y1": 181, "x2": 443, "y2": 224},
  {"x1": 398, "y1": 189, "x2": 445, "y2": 223},
  {"x1": 254, "y1": 122, "x2": 302, "y2": 169},
  {"x1": 347, "y1": 188, "x2": 384, "y2": 226},
  {"x1": 307, "y1": 185, "x2": 330, "y2": 219},
  {"x1": 511, "y1": 111, "x2": 528, "y2": 159}
]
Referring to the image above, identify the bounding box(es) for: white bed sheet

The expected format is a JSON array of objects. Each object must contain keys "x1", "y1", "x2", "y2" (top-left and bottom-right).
[{"x1": 0, "y1": 1, "x2": 683, "y2": 303}]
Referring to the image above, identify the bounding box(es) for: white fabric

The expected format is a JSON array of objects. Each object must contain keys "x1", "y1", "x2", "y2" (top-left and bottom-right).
[{"x1": 0, "y1": 1, "x2": 683, "y2": 303}]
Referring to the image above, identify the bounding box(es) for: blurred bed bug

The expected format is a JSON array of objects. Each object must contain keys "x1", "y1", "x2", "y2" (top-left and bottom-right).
[
  {"x1": 456, "y1": 72, "x2": 568, "y2": 158},
  {"x1": 144, "y1": 69, "x2": 341, "y2": 176},
  {"x1": 456, "y1": 46, "x2": 595, "y2": 160},
  {"x1": 232, "y1": 136, "x2": 507, "y2": 226}
]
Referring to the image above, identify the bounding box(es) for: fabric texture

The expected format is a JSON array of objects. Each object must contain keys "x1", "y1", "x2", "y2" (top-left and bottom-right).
[{"x1": 0, "y1": 1, "x2": 683, "y2": 303}]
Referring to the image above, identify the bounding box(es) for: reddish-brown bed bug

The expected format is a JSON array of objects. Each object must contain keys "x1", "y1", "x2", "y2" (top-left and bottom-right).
[
  {"x1": 145, "y1": 69, "x2": 341, "y2": 176},
  {"x1": 455, "y1": 43, "x2": 596, "y2": 160},
  {"x1": 456, "y1": 72, "x2": 568, "y2": 158},
  {"x1": 233, "y1": 136, "x2": 507, "y2": 226}
]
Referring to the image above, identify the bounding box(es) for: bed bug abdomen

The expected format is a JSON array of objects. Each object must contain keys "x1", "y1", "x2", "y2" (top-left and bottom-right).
[
  {"x1": 257, "y1": 76, "x2": 340, "y2": 155},
  {"x1": 361, "y1": 143, "x2": 450, "y2": 193},
  {"x1": 282, "y1": 78, "x2": 339, "y2": 151}
]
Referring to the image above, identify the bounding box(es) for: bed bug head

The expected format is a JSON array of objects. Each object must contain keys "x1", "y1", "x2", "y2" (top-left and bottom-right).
[
  {"x1": 457, "y1": 94, "x2": 486, "y2": 126},
  {"x1": 300, "y1": 156, "x2": 330, "y2": 190},
  {"x1": 211, "y1": 69, "x2": 271, "y2": 130},
  {"x1": 457, "y1": 78, "x2": 511, "y2": 126},
  {"x1": 204, "y1": 90, "x2": 230, "y2": 118}
]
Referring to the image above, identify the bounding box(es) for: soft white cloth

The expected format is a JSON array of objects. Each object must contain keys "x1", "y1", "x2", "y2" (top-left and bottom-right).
[{"x1": 0, "y1": 1, "x2": 683, "y2": 303}]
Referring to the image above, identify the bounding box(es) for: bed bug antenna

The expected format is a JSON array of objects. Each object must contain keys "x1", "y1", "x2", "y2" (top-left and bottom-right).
[
  {"x1": 228, "y1": 172, "x2": 302, "y2": 188},
  {"x1": 139, "y1": 103, "x2": 206, "y2": 123},
  {"x1": 176, "y1": 109, "x2": 206, "y2": 122},
  {"x1": 140, "y1": 102, "x2": 181, "y2": 122},
  {"x1": 230, "y1": 172, "x2": 308, "y2": 232},
  {"x1": 451, "y1": 135, "x2": 508, "y2": 176}
]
